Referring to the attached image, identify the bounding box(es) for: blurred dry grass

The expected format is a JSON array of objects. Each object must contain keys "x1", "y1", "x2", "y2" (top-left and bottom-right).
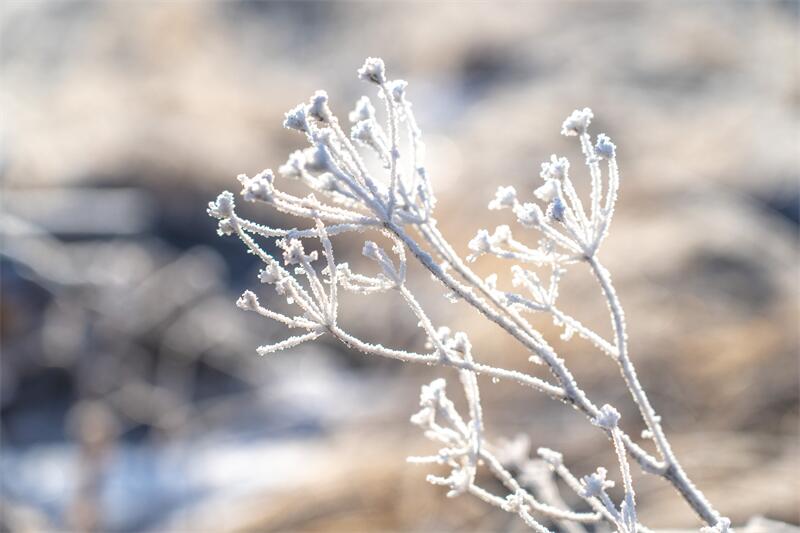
[{"x1": 1, "y1": 1, "x2": 798, "y2": 532}]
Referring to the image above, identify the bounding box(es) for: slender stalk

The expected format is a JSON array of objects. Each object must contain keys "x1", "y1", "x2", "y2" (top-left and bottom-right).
[
  {"x1": 329, "y1": 325, "x2": 565, "y2": 399},
  {"x1": 587, "y1": 255, "x2": 721, "y2": 525}
]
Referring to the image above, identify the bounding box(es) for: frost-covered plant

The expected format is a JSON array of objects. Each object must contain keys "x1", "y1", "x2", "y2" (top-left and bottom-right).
[{"x1": 209, "y1": 58, "x2": 731, "y2": 532}]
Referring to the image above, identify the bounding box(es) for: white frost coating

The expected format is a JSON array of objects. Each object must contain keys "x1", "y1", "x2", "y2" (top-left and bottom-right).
[
  {"x1": 388, "y1": 79, "x2": 408, "y2": 103},
  {"x1": 540, "y1": 155, "x2": 570, "y2": 181},
  {"x1": 534, "y1": 179, "x2": 560, "y2": 203},
  {"x1": 209, "y1": 58, "x2": 731, "y2": 532},
  {"x1": 238, "y1": 170, "x2": 274, "y2": 203},
  {"x1": 489, "y1": 185, "x2": 518, "y2": 210},
  {"x1": 307, "y1": 90, "x2": 332, "y2": 123},
  {"x1": 592, "y1": 403, "x2": 622, "y2": 430},
  {"x1": 595, "y1": 133, "x2": 616, "y2": 159},
  {"x1": 283, "y1": 103, "x2": 309, "y2": 133},
  {"x1": 357, "y1": 57, "x2": 386, "y2": 85},
  {"x1": 560, "y1": 107, "x2": 593, "y2": 136},
  {"x1": 348, "y1": 96, "x2": 376, "y2": 123}
]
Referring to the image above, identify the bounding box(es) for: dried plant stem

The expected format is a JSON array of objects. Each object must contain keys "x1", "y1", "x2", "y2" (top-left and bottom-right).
[
  {"x1": 210, "y1": 58, "x2": 730, "y2": 531},
  {"x1": 588, "y1": 256, "x2": 721, "y2": 525}
]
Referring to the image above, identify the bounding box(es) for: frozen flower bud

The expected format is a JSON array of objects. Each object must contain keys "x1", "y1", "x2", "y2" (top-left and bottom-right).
[
  {"x1": 279, "y1": 150, "x2": 306, "y2": 179},
  {"x1": 548, "y1": 197, "x2": 566, "y2": 222},
  {"x1": 307, "y1": 90, "x2": 332, "y2": 123},
  {"x1": 534, "y1": 179, "x2": 560, "y2": 203},
  {"x1": 316, "y1": 172, "x2": 339, "y2": 192},
  {"x1": 362, "y1": 241, "x2": 382, "y2": 262},
  {"x1": 580, "y1": 467, "x2": 614, "y2": 498},
  {"x1": 488, "y1": 186, "x2": 517, "y2": 210},
  {"x1": 358, "y1": 57, "x2": 387, "y2": 84},
  {"x1": 335, "y1": 262, "x2": 353, "y2": 276},
  {"x1": 540, "y1": 155, "x2": 570, "y2": 181},
  {"x1": 513, "y1": 202, "x2": 543, "y2": 228},
  {"x1": 536, "y1": 447, "x2": 563, "y2": 468},
  {"x1": 216, "y1": 219, "x2": 234, "y2": 236},
  {"x1": 561, "y1": 107, "x2": 593, "y2": 136},
  {"x1": 595, "y1": 133, "x2": 616, "y2": 159},
  {"x1": 273, "y1": 278, "x2": 289, "y2": 296},
  {"x1": 592, "y1": 404, "x2": 621, "y2": 430},
  {"x1": 208, "y1": 191, "x2": 235, "y2": 219},
  {"x1": 280, "y1": 238, "x2": 312, "y2": 265},
  {"x1": 449, "y1": 331, "x2": 470, "y2": 354},
  {"x1": 283, "y1": 104, "x2": 309, "y2": 133},
  {"x1": 238, "y1": 169, "x2": 274, "y2": 202},
  {"x1": 348, "y1": 96, "x2": 376, "y2": 123},
  {"x1": 258, "y1": 264, "x2": 282, "y2": 284},
  {"x1": 419, "y1": 378, "x2": 447, "y2": 405},
  {"x1": 351, "y1": 119, "x2": 378, "y2": 145},
  {"x1": 389, "y1": 79, "x2": 408, "y2": 103},
  {"x1": 439, "y1": 467, "x2": 471, "y2": 498},
  {"x1": 467, "y1": 229, "x2": 492, "y2": 261},
  {"x1": 303, "y1": 143, "x2": 332, "y2": 173},
  {"x1": 492, "y1": 224, "x2": 512, "y2": 244},
  {"x1": 236, "y1": 290, "x2": 259, "y2": 311}
]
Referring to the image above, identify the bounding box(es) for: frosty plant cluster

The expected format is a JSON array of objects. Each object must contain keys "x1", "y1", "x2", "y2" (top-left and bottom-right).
[{"x1": 209, "y1": 58, "x2": 731, "y2": 532}]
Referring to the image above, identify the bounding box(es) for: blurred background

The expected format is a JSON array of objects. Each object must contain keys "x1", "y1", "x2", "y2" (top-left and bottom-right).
[{"x1": 1, "y1": 2, "x2": 798, "y2": 532}]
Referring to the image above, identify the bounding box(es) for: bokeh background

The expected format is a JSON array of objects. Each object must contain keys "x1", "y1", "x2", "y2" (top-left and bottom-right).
[{"x1": 1, "y1": 2, "x2": 798, "y2": 532}]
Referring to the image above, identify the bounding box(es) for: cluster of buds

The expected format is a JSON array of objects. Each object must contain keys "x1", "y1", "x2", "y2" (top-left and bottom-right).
[
  {"x1": 408, "y1": 379, "x2": 480, "y2": 498},
  {"x1": 210, "y1": 57, "x2": 730, "y2": 532}
]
